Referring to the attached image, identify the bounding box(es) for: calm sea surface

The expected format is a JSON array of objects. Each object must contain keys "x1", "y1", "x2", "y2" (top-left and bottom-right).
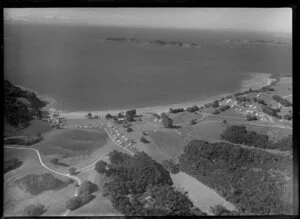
[{"x1": 4, "y1": 23, "x2": 292, "y2": 111}]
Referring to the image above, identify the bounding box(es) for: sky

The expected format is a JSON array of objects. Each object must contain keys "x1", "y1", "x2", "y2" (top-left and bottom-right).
[{"x1": 4, "y1": 8, "x2": 292, "y2": 33}]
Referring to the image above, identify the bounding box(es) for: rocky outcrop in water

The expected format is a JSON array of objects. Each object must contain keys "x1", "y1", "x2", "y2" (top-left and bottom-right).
[{"x1": 104, "y1": 37, "x2": 202, "y2": 48}]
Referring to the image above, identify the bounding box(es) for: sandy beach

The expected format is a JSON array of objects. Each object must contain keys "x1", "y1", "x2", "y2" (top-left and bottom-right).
[{"x1": 43, "y1": 72, "x2": 271, "y2": 119}]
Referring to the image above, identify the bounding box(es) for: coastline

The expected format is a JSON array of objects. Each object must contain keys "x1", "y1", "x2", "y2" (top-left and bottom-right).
[{"x1": 50, "y1": 72, "x2": 271, "y2": 119}]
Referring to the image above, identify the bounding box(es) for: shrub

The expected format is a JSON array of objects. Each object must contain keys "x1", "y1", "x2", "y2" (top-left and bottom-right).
[
  {"x1": 4, "y1": 159, "x2": 23, "y2": 174},
  {"x1": 69, "y1": 167, "x2": 77, "y2": 175},
  {"x1": 219, "y1": 105, "x2": 230, "y2": 112},
  {"x1": 262, "y1": 105, "x2": 278, "y2": 117},
  {"x1": 140, "y1": 136, "x2": 150, "y2": 143},
  {"x1": 284, "y1": 114, "x2": 292, "y2": 120},
  {"x1": 161, "y1": 113, "x2": 173, "y2": 128},
  {"x1": 95, "y1": 160, "x2": 108, "y2": 174},
  {"x1": 190, "y1": 119, "x2": 197, "y2": 125},
  {"x1": 186, "y1": 105, "x2": 199, "y2": 113},
  {"x1": 23, "y1": 204, "x2": 46, "y2": 216},
  {"x1": 257, "y1": 98, "x2": 266, "y2": 105},
  {"x1": 169, "y1": 108, "x2": 185, "y2": 113},
  {"x1": 78, "y1": 180, "x2": 98, "y2": 196},
  {"x1": 66, "y1": 196, "x2": 82, "y2": 211},
  {"x1": 246, "y1": 114, "x2": 258, "y2": 121},
  {"x1": 162, "y1": 159, "x2": 180, "y2": 174},
  {"x1": 127, "y1": 127, "x2": 133, "y2": 132},
  {"x1": 222, "y1": 120, "x2": 227, "y2": 124},
  {"x1": 105, "y1": 113, "x2": 112, "y2": 119},
  {"x1": 212, "y1": 109, "x2": 220, "y2": 115},
  {"x1": 211, "y1": 205, "x2": 231, "y2": 216},
  {"x1": 80, "y1": 191, "x2": 95, "y2": 205},
  {"x1": 272, "y1": 95, "x2": 292, "y2": 107},
  {"x1": 212, "y1": 100, "x2": 219, "y2": 108}
]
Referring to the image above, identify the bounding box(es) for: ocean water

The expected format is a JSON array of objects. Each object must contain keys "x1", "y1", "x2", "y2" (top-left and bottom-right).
[{"x1": 4, "y1": 22, "x2": 292, "y2": 111}]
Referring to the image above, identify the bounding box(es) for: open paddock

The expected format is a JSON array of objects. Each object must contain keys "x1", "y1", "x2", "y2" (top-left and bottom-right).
[
  {"x1": 4, "y1": 148, "x2": 76, "y2": 216},
  {"x1": 148, "y1": 129, "x2": 185, "y2": 158},
  {"x1": 168, "y1": 111, "x2": 196, "y2": 125}
]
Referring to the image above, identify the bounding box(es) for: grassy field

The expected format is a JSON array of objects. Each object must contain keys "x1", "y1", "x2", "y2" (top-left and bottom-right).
[
  {"x1": 148, "y1": 129, "x2": 185, "y2": 158},
  {"x1": 171, "y1": 171, "x2": 236, "y2": 215},
  {"x1": 4, "y1": 148, "x2": 76, "y2": 216},
  {"x1": 64, "y1": 118, "x2": 101, "y2": 127},
  {"x1": 34, "y1": 128, "x2": 109, "y2": 171},
  {"x1": 168, "y1": 111, "x2": 196, "y2": 124}
]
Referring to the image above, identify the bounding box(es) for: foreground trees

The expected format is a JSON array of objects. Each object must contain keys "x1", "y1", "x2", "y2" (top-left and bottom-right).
[
  {"x1": 65, "y1": 180, "x2": 98, "y2": 211},
  {"x1": 100, "y1": 151, "x2": 204, "y2": 216},
  {"x1": 23, "y1": 204, "x2": 46, "y2": 216},
  {"x1": 221, "y1": 125, "x2": 292, "y2": 151},
  {"x1": 179, "y1": 140, "x2": 293, "y2": 215},
  {"x1": 161, "y1": 113, "x2": 173, "y2": 128}
]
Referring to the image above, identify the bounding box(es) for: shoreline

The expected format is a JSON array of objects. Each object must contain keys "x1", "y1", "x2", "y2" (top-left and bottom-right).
[{"x1": 47, "y1": 72, "x2": 272, "y2": 119}]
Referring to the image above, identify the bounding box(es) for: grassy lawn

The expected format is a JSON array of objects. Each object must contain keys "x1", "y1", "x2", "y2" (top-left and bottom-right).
[
  {"x1": 4, "y1": 148, "x2": 76, "y2": 216},
  {"x1": 148, "y1": 129, "x2": 185, "y2": 158},
  {"x1": 168, "y1": 111, "x2": 196, "y2": 124},
  {"x1": 171, "y1": 171, "x2": 236, "y2": 215},
  {"x1": 40, "y1": 137, "x2": 130, "y2": 172},
  {"x1": 34, "y1": 128, "x2": 108, "y2": 170}
]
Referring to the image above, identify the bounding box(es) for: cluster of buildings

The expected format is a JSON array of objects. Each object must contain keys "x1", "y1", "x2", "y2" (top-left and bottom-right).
[
  {"x1": 107, "y1": 121, "x2": 134, "y2": 148},
  {"x1": 42, "y1": 112, "x2": 66, "y2": 128}
]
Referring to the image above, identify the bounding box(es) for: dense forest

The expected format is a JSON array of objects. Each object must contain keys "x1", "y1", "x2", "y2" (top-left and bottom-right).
[
  {"x1": 179, "y1": 140, "x2": 293, "y2": 215},
  {"x1": 95, "y1": 151, "x2": 205, "y2": 216},
  {"x1": 221, "y1": 125, "x2": 292, "y2": 151},
  {"x1": 4, "y1": 80, "x2": 48, "y2": 127}
]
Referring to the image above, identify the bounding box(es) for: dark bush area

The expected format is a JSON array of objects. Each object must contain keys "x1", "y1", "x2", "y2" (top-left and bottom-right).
[
  {"x1": 140, "y1": 136, "x2": 150, "y2": 143},
  {"x1": 78, "y1": 180, "x2": 98, "y2": 196},
  {"x1": 212, "y1": 109, "x2": 220, "y2": 115},
  {"x1": 162, "y1": 159, "x2": 180, "y2": 174},
  {"x1": 273, "y1": 135, "x2": 293, "y2": 151},
  {"x1": 4, "y1": 80, "x2": 48, "y2": 127},
  {"x1": 50, "y1": 158, "x2": 70, "y2": 167},
  {"x1": 125, "y1": 109, "x2": 137, "y2": 122},
  {"x1": 283, "y1": 114, "x2": 292, "y2": 120},
  {"x1": 23, "y1": 204, "x2": 46, "y2": 216},
  {"x1": 16, "y1": 173, "x2": 70, "y2": 195},
  {"x1": 66, "y1": 196, "x2": 82, "y2": 211},
  {"x1": 169, "y1": 108, "x2": 184, "y2": 113},
  {"x1": 65, "y1": 180, "x2": 98, "y2": 211},
  {"x1": 161, "y1": 113, "x2": 173, "y2": 128},
  {"x1": 219, "y1": 105, "x2": 231, "y2": 112},
  {"x1": 4, "y1": 136, "x2": 43, "y2": 146},
  {"x1": 272, "y1": 95, "x2": 292, "y2": 107},
  {"x1": 127, "y1": 127, "x2": 133, "y2": 132},
  {"x1": 4, "y1": 158, "x2": 23, "y2": 174},
  {"x1": 261, "y1": 105, "x2": 278, "y2": 118},
  {"x1": 186, "y1": 105, "x2": 199, "y2": 113},
  {"x1": 236, "y1": 96, "x2": 250, "y2": 103},
  {"x1": 221, "y1": 125, "x2": 292, "y2": 151},
  {"x1": 212, "y1": 100, "x2": 219, "y2": 108},
  {"x1": 102, "y1": 151, "x2": 203, "y2": 216},
  {"x1": 246, "y1": 114, "x2": 258, "y2": 121},
  {"x1": 179, "y1": 140, "x2": 293, "y2": 215}
]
